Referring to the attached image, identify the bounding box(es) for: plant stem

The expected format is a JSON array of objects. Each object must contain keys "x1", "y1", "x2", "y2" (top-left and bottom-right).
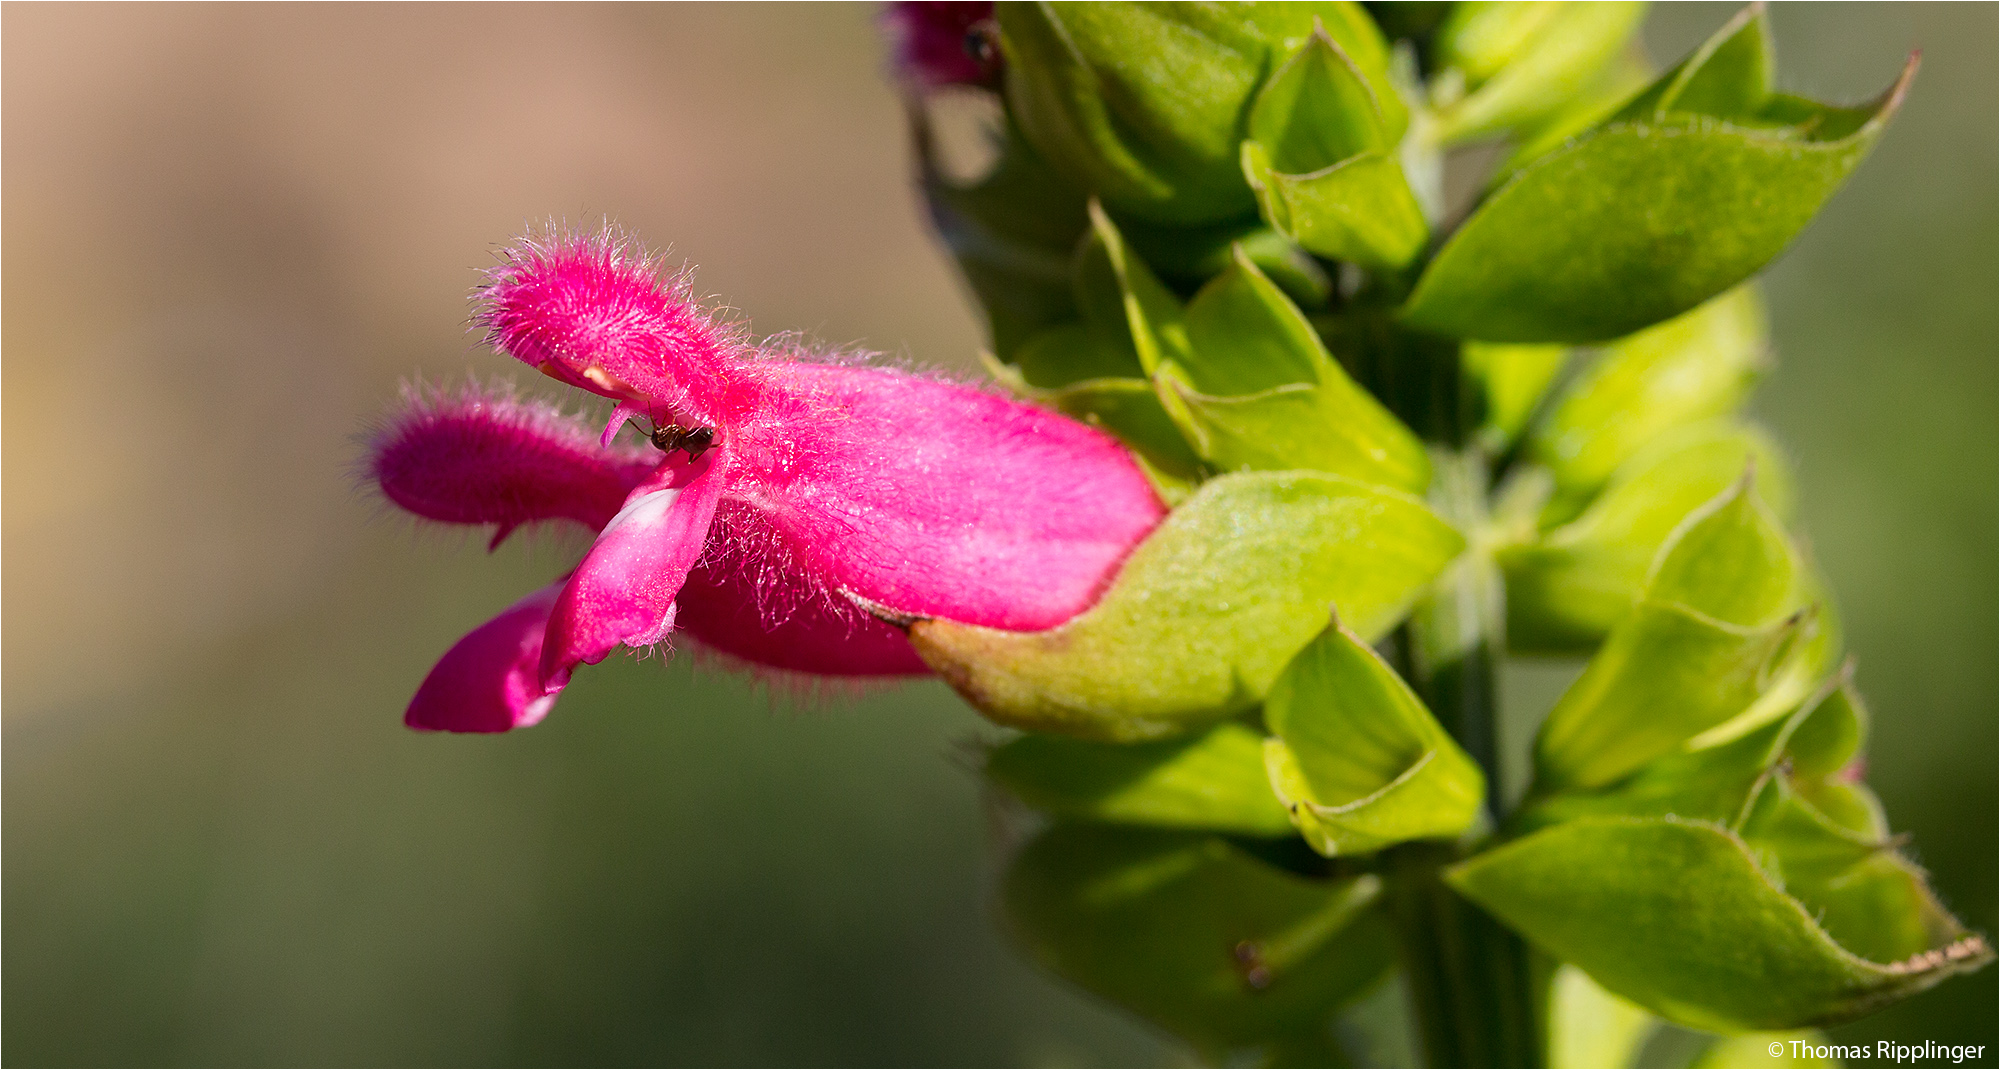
[
  {"x1": 1388, "y1": 447, "x2": 1546, "y2": 1068},
  {"x1": 1388, "y1": 842, "x2": 1544, "y2": 1068},
  {"x1": 1409, "y1": 449, "x2": 1505, "y2": 815}
]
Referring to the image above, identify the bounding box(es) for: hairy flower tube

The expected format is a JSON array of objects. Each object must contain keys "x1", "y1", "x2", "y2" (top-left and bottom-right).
[{"x1": 368, "y1": 228, "x2": 1164, "y2": 732}]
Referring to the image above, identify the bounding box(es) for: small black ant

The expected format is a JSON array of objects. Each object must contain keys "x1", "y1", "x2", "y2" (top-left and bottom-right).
[{"x1": 630, "y1": 418, "x2": 716, "y2": 461}]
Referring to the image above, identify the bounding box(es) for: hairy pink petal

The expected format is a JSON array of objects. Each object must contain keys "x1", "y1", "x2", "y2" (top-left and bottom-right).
[
  {"x1": 540, "y1": 454, "x2": 727, "y2": 687},
  {"x1": 885, "y1": 1, "x2": 995, "y2": 88},
  {"x1": 407, "y1": 582, "x2": 566, "y2": 733},
  {"x1": 724, "y1": 363, "x2": 1165, "y2": 631},
  {"x1": 675, "y1": 520, "x2": 928, "y2": 675},
  {"x1": 369, "y1": 382, "x2": 654, "y2": 540},
  {"x1": 480, "y1": 228, "x2": 745, "y2": 427}
]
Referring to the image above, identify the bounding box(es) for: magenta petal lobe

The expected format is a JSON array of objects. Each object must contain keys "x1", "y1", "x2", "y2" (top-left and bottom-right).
[
  {"x1": 407, "y1": 582, "x2": 566, "y2": 733},
  {"x1": 368, "y1": 379, "x2": 654, "y2": 536},
  {"x1": 539, "y1": 454, "x2": 727, "y2": 686},
  {"x1": 480, "y1": 227, "x2": 742, "y2": 425}
]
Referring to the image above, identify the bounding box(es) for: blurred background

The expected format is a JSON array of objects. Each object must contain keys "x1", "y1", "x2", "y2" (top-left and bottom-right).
[{"x1": 3, "y1": 4, "x2": 1991, "y2": 1065}]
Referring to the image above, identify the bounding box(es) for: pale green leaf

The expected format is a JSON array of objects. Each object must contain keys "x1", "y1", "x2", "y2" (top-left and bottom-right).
[
  {"x1": 1401, "y1": 60, "x2": 1914, "y2": 341},
  {"x1": 1530, "y1": 286, "x2": 1769, "y2": 498},
  {"x1": 1549, "y1": 963, "x2": 1657, "y2": 1069},
  {"x1": 1432, "y1": 2, "x2": 1650, "y2": 145},
  {"x1": 1262, "y1": 623, "x2": 1484, "y2": 855},
  {"x1": 1503, "y1": 422, "x2": 1792, "y2": 651},
  {"x1": 1242, "y1": 141, "x2": 1428, "y2": 269},
  {"x1": 1447, "y1": 818, "x2": 1993, "y2": 1032},
  {"x1": 1003, "y1": 823, "x2": 1395, "y2": 1062},
  {"x1": 1535, "y1": 601, "x2": 1800, "y2": 791},
  {"x1": 985, "y1": 722, "x2": 1295, "y2": 836}
]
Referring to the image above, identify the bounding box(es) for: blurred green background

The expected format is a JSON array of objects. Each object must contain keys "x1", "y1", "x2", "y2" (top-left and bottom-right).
[{"x1": 3, "y1": 4, "x2": 1991, "y2": 1065}]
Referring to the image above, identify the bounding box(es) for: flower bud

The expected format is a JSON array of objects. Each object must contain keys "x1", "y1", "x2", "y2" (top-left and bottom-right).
[{"x1": 998, "y1": 1, "x2": 1396, "y2": 224}]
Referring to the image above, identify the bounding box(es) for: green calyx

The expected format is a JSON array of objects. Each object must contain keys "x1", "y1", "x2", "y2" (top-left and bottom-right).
[{"x1": 886, "y1": 469, "x2": 1462, "y2": 742}]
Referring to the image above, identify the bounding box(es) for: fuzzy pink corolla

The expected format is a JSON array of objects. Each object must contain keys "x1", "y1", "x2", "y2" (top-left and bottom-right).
[{"x1": 369, "y1": 226, "x2": 1164, "y2": 732}]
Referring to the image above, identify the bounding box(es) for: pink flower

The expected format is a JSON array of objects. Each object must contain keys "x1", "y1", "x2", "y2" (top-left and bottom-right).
[
  {"x1": 369, "y1": 227, "x2": 1164, "y2": 732},
  {"x1": 884, "y1": 1, "x2": 997, "y2": 89}
]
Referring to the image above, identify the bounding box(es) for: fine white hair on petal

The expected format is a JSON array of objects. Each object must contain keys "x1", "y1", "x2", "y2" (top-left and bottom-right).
[{"x1": 473, "y1": 217, "x2": 754, "y2": 365}]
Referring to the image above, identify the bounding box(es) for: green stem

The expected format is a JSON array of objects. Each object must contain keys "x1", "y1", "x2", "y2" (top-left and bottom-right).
[
  {"x1": 1388, "y1": 447, "x2": 1547, "y2": 1068},
  {"x1": 1389, "y1": 842, "x2": 1544, "y2": 1068},
  {"x1": 1409, "y1": 449, "x2": 1506, "y2": 814}
]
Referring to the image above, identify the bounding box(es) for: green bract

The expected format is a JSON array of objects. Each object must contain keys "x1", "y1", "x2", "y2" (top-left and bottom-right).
[
  {"x1": 998, "y1": 1, "x2": 1397, "y2": 224},
  {"x1": 1160, "y1": 247, "x2": 1431, "y2": 489},
  {"x1": 1003, "y1": 824, "x2": 1395, "y2": 1062},
  {"x1": 1264, "y1": 621, "x2": 1484, "y2": 855},
  {"x1": 987, "y1": 203, "x2": 1436, "y2": 497},
  {"x1": 1239, "y1": 26, "x2": 1426, "y2": 268},
  {"x1": 985, "y1": 722, "x2": 1294, "y2": 836},
  {"x1": 1533, "y1": 477, "x2": 1806, "y2": 790},
  {"x1": 1528, "y1": 285, "x2": 1769, "y2": 507},
  {"x1": 1489, "y1": 666, "x2": 1991, "y2": 1032},
  {"x1": 1430, "y1": 1, "x2": 1650, "y2": 145},
  {"x1": 1402, "y1": 8, "x2": 1915, "y2": 342},
  {"x1": 1504, "y1": 421, "x2": 1793, "y2": 650},
  {"x1": 1448, "y1": 817, "x2": 1989, "y2": 1032},
  {"x1": 1120, "y1": 216, "x2": 1334, "y2": 309}
]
